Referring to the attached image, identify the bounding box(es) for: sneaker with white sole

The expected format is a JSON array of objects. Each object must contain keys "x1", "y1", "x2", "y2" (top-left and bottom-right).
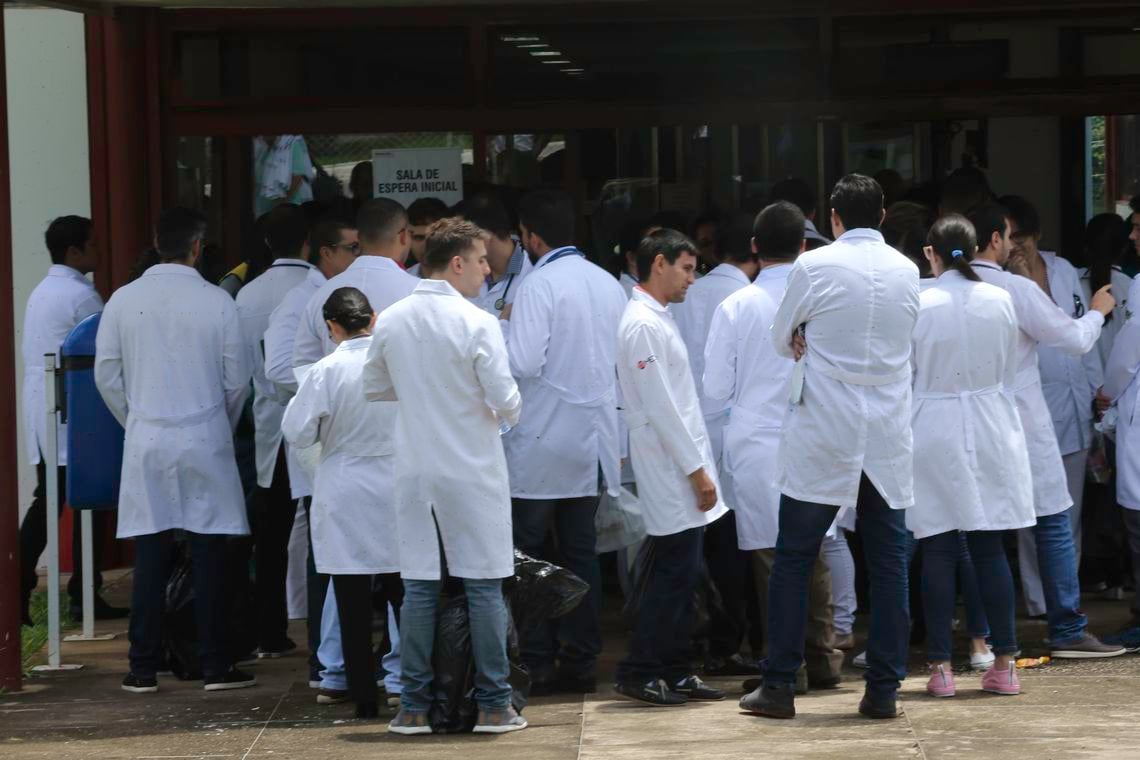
[
  {"x1": 203, "y1": 667, "x2": 257, "y2": 691},
  {"x1": 388, "y1": 709, "x2": 432, "y2": 736},
  {"x1": 970, "y1": 649, "x2": 995, "y2": 671},
  {"x1": 925, "y1": 664, "x2": 955, "y2": 698},
  {"x1": 853, "y1": 651, "x2": 868, "y2": 668},
  {"x1": 121, "y1": 673, "x2": 158, "y2": 694},
  {"x1": 981, "y1": 664, "x2": 1020, "y2": 696},
  {"x1": 473, "y1": 707, "x2": 528, "y2": 734},
  {"x1": 1050, "y1": 632, "x2": 1127, "y2": 659}
]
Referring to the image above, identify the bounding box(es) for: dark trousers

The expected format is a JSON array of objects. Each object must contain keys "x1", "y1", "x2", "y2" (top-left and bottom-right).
[
  {"x1": 19, "y1": 458, "x2": 107, "y2": 613},
  {"x1": 616, "y1": 526, "x2": 703, "y2": 685},
  {"x1": 129, "y1": 530, "x2": 227, "y2": 679},
  {"x1": 704, "y1": 510, "x2": 759, "y2": 659},
  {"x1": 249, "y1": 449, "x2": 297, "y2": 650},
  {"x1": 303, "y1": 497, "x2": 330, "y2": 680},
  {"x1": 511, "y1": 495, "x2": 602, "y2": 678},
  {"x1": 766, "y1": 474, "x2": 909, "y2": 701},
  {"x1": 332, "y1": 573, "x2": 404, "y2": 706},
  {"x1": 922, "y1": 530, "x2": 1018, "y2": 662}
]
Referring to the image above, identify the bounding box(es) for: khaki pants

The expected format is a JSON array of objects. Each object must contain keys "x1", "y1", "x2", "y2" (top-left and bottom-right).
[{"x1": 752, "y1": 548, "x2": 844, "y2": 685}]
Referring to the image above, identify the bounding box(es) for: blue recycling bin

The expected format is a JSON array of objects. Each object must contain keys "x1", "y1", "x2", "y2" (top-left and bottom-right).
[{"x1": 62, "y1": 312, "x2": 123, "y2": 510}]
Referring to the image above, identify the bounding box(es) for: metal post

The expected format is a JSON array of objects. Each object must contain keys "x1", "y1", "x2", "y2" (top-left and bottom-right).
[
  {"x1": 32, "y1": 354, "x2": 81, "y2": 671},
  {"x1": 63, "y1": 511, "x2": 114, "y2": 642}
]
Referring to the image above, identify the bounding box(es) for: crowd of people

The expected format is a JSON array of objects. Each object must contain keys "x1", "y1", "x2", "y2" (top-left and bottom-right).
[{"x1": 16, "y1": 166, "x2": 1140, "y2": 734}]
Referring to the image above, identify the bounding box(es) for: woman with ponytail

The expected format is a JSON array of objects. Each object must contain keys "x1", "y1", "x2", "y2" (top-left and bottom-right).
[{"x1": 905, "y1": 214, "x2": 1036, "y2": 698}]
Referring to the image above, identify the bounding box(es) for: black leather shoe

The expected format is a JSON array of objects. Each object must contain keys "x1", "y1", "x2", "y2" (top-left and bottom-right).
[
  {"x1": 613, "y1": 679, "x2": 688, "y2": 707},
  {"x1": 858, "y1": 694, "x2": 898, "y2": 719},
  {"x1": 70, "y1": 597, "x2": 129, "y2": 621},
  {"x1": 739, "y1": 682, "x2": 795, "y2": 719},
  {"x1": 742, "y1": 668, "x2": 808, "y2": 695},
  {"x1": 672, "y1": 674, "x2": 725, "y2": 701}
]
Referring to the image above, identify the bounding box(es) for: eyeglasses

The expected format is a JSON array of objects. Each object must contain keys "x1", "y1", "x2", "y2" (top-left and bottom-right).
[{"x1": 334, "y1": 241, "x2": 361, "y2": 254}]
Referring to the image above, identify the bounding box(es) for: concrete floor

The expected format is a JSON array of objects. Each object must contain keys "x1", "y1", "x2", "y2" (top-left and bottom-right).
[{"x1": 4, "y1": 570, "x2": 1140, "y2": 759}]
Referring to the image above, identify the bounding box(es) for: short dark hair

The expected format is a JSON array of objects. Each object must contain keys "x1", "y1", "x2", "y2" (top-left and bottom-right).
[
  {"x1": 926, "y1": 214, "x2": 981, "y2": 282},
  {"x1": 753, "y1": 201, "x2": 805, "y2": 261},
  {"x1": 423, "y1": 217, "x2": 490, "y2": 273},
  {"x1": 1130, "y1": 194, "x2": 1139, "y2": 215},
  {"x1": 322, "y1": 286, "x2": 373, "y2": 334},
  {"x1": 45, "y1": 215, "x2": 92, "y2": 265},
  {"x1": 940, "y1": 166, "x2": 993, "y2": 216},
  {"x1": 407, "y1": 197, "x2": 450, "y2": 227},
  {"x1": 830, "y1": 174, "x2": 884, "y2": 231},
  {"x1": 308, "y1": 217, "x2": 355, "y2": 265},
  {"x1": 967, "y1": 202, "x2": 1010, "y2": 255},
  {"x1": 769, "y1": 177, "x2": 816, "y2": 217},
  {"x1": 998, "y1": 195, "x2": 1041, "y2": 238},
  {"x1": 619, "y1": 215, "x2": 652, "y2": 257},
  {"x1": 356, "y1": 197, "x2": 408, "y2": 244},
  {"x1": 517, "y1": 189, "x2": 575, "y2": 248},
  {"x1": 155, "y1": 207, "x2": 207, "y2": 262},
  {"x1": 636, "y1": 228, "x2": 698, "y2": 283},
  {"x1": 264, "y1": 204, "x2": 309, "y2": 258},
  {"x1": 882, "y1": 201, "x2": 935, "y2": 272},
  {"x1": 454, "y1": 194, "x2": 513, "y2": 240},
  {"x1": 721, "y1": 212, "x2": 758, "y2": 264}
]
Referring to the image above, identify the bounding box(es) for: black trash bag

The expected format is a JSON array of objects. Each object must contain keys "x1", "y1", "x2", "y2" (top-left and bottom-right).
[
  {"x1": 506, "y1": 549, "x2": 590, "y2": 638},
  {"x1": 690, "y1": 560, "x2": 726, "y2": 642},
  {"x1": 163, "y1": 545, "x2": 201, "y2": 681},
  {"x1": 622, "y1": 538, "x2": 656, "y2": 627},
  {"x1": 621, "y1": 538, "x2": 722, "y2": 638},
  {"x1": 428, "y1": 596, "x2": 531, "y2": 734}
]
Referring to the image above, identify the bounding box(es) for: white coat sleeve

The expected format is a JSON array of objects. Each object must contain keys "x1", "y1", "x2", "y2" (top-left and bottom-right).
[
  {"x1": 1002, "y1": 299, "x2": 1021, "y2": 390},
  {"x1": 222, "y1": 299, "x2": 251, "y2": 430},
  {"x1": 361, "y1": 326, "x2": 398, "y2": 402},
  {"x1": 474, "y1": 318, "x2": 522, "y2": 426},
  {"x1": 507, "y1": 278, "x2": 552, "y2": 379},
  {"x1": 771, "y1": 263, "x2": 814, "y2": 361},
  {"x1": 264, "y1": 295, "x2": 302, "y2": 398},
  {"x1": 74, "y1": 289, "x2": 104, "y2": 325},
  {"x1": 624, "y1": 322, "x2": 704, "y2": 476},
  {"x1": 93, "y1": 300, "x2": 128, "y2": 427},
  {"x1": 281, "y1": 366, "x2": 326, "y2": 448},
  {"x1": 1104, "y1": 320, "x2": 1140, "y2": 401},
  {"x1": 702, "y1": 302, "x2": 736, "y2": 402},
  {"x1": 292, "y1": 297, "x2": 327, "y2": 370},
  {"x1": 1014, "y1": 279, "x2": 1104, "y2": 356}
]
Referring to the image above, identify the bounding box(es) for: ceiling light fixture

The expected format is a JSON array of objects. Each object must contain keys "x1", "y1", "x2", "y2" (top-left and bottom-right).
[{"x1": 530, "y1": 50, "x2": 562, "y2": 57}]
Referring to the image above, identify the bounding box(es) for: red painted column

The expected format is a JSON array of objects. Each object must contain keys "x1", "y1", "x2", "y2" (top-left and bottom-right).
[{"x1": 0, "y1": 9, "x2": 24, "y2": 694}]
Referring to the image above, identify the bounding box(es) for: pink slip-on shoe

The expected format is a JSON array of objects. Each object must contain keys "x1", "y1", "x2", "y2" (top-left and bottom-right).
[
  {"x1": 925, "y1": 664, "x2": 956, "y2": 698},
  {"x1": 981, "y1": 664, "x2": 1020, "y2": 696}
]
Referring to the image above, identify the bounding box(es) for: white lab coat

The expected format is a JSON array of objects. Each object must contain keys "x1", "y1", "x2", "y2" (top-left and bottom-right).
[
  {"x1": 281, "y1": 336, "x2": 397, "y2": 574},
  {"x1": 472, "y1": 242, "x2": 534, "y2": 317},
  {"x1": 1035, "y1": 251, "x2": 1103, "y2": 456},
  {"x1": 1080, "y1": 265, "x2": 1133, "y2": 369},
  {"x1": 504, "y1": 248, "x2": 627, "y2": 499},
  {"x1": 22, "y1": 265, "x2": 103, "y2": 466},
  {"x1": 263, "y1": 266, "x2": 326, "y2": 499},
  {"x1": 292, "y1": 255, "x2": 417, "y2": 369},
  {"x1": 619, "y1": 272, "x2": 639, "y2": 299},
  {"x1": 671, "y1": 262, "x2": 751, "y2": 474},
  {"x1": 905, "y1": 271, "x2": 1035, "y2": 539},
  {"x1": 236, "y1": 258, "x2": 314, "y2": 487},
  {"x1": 1103, "y1": 281, "x2": 1140, "y2": 511},
  {"x1": 617, "y1": 288, "x2": 727, "y2": 536},
  {"x1": 363, "y1": 279, "x2": 521, "y2": 580},
  {"x1": 771, "y1": 229, "x2": 920, "y2": 510},
  {"x1": 703, "y1": 264, "x2": 794, "y2": 549},
  {"x1": 972, "y1": 260, "x2": 1103, "y2": 516},
  {"x1": 94, "y1": 264, "x2": 250, "y2": 538}
]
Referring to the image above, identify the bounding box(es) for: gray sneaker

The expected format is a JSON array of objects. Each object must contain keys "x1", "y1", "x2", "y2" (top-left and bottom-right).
[
  {"x1": 1050, "y1": 632, "x2": 1127, "y2": 659},
  {"x1": 473, "y1": 706, "x2": 528, "y2": 734}
]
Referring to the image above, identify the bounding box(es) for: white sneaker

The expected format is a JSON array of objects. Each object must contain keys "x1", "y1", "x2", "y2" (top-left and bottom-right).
[
  {"x1": 853, "y1": 651, "x2": 868, "y2": 668},
  {"x1": 970, "y1": 649, "x2": 995, "y2": 671}
]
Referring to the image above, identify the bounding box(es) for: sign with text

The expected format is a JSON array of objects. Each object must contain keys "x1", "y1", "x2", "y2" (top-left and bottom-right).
[{"x1": 371, "y1": 148, "x2": 463, "y2": 208}]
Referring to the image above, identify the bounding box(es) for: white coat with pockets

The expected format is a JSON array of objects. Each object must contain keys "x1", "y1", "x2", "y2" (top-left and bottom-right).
[
  {"x1": 281, "y1": 335, "x2": 397, "y2": 574},
  {"x1": 362, "y1": 279, "x2": 521, "y2": 580},
  {"x1": 972, "y1": 260, "x2": 1103, "y2": 516},
  {"x1": 771, "y1": 229, "x2": 921, "y2": 510},
  {"x1": 235, "y1": 257, "x2": 314, "y2": 488},
  {"x1": 617, "y1": 287, "x2": 727, "y2": 536},
  {"x1": 503, "y1": 248, "x2": 627, "y2": 499},
  {"x1": 1102, "y1": 276, "x2": 1140, "y2": 511},
  {"x1": 905, "y1": 270, "x2": 1036, "y2": 539},
  {"x1": 1079, "y1": 265, "x2": 1132, "y2": 370},
  {"x1": 1034, "y1": 251, "x2": 1103, "y2": 457},
  {"x1": 94, "y1": 263, "x2": 250, "y2": 538},
  {"x1": 262, "y1": 265, "x2": 326, "y2": 498},
  {"x1": 22, "y1": 264, "x2": 104, "y2": 466}
]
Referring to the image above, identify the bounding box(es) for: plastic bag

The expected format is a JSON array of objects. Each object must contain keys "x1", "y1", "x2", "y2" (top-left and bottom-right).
[
  {"x1": 506, "y1": 549, "x2": 589, "y2": 638},
  {"x1": 595, "y1": 486, "x2": 646, "y2": 554},
  {"x1": 621, "y1": 538, "x2": 722, "y2": 639},
  {"x1": 1088, "y1": 430, "x2": 1113, "y2": 485},
  {"x1": 163, "y1": 545, "x2": 201, "y2": 680}
]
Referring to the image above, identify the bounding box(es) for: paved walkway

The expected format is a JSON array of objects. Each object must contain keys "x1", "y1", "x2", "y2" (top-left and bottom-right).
[{"x1": 4, "y1": 571, "x2": 1140, "y2": 759}]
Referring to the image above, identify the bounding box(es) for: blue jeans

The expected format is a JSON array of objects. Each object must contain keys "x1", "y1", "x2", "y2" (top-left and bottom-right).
[
  {"x1": 766, "y1": 475, "x2": 909, "y2": 701},
  {"x1": 1034, "y1": 509, "x2": 1087, "y2": 645},
  {"x1": 399, "y1": 578, "x2": 512, "y2": 714},
  {"x1": 319, "y1": 585, "x2": 402, "y2": 693},
  {"x1": 616, "y1": 526, "x2": 703, "y2": 685},
  {"x1": 922, "y1": 531, "x2": 1017, "y2": 662},
  {"x1": 511, "y1": 496, "x2": 602, "y2": 678},
  {"x1": 957, "y1": 534, "x2": 990, "y2": 639}
]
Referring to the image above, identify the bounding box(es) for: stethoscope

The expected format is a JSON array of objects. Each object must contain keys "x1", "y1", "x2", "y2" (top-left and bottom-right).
[{"x1": 493, "y1": 274, "x2": 517, "y2": 312}]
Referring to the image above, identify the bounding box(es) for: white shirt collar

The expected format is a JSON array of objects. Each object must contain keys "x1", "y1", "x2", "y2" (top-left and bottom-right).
[
  {"x1": 534, "y1": 246, "x2": 579, "y2": 268},
  {"x1": 334, "y1": 334, "x2": 371, "y2": 353},
  {"x1": 348, "y1": 254, "x2": 404, "y2": 273},
  {"x1": 836, "y1": 228, "x2": 885, "y2": 245},
  {"x1": 48, "y1": 264, "x2": 91, "y2": 283},
  {"x1": 414, "y1": 278, "x2": 463, "y2": 297},
  {"x1": 631, "y1": 285, "x2": 669, "y2": 314},
  {"x1": 971, "y1": 259, "x2": 1002, "y2": 272},
  {"x1": 754, "y1": 262, "x2": 793, "y2": 283},
  {"x1": 707, "y1": 263, "x2": 752, "y2": 285},
  {"x1": 144, "y1": 263, "x2": 202, "y2": 279}
]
